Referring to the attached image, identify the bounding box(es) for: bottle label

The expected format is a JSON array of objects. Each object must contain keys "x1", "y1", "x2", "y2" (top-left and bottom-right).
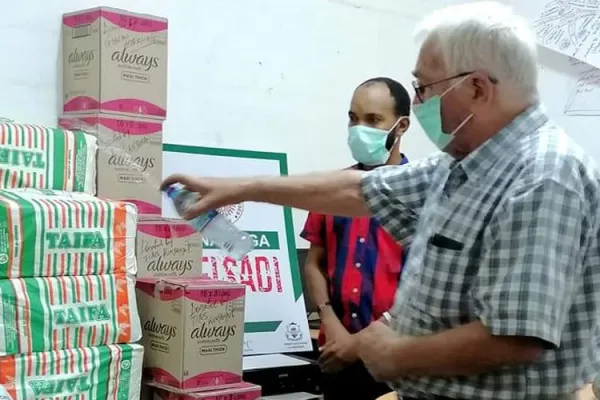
[{"x1": 191, "y1": 209, "x2": 219, "y2": 231}]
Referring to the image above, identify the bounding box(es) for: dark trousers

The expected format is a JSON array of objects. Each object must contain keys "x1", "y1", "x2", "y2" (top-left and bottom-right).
[{"x1": 322, "y1": 362, "x2": 391, "y2": 400}]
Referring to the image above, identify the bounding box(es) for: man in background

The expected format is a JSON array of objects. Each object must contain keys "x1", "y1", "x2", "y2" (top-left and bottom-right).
[{"x1": 301, "y1": 77, "x2": 410, "y2": 400}]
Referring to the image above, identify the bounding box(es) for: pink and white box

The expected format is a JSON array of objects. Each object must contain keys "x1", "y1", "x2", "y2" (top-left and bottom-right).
[
  {"x1": 62, "y1": 7, "x2": 168, "y2": 120},
  {"x1": 58, "y1": 114, "x2": 163, "y2": 215},
  {"x1": 150, "y1": 382, "x2": 261, "y2": 400},
  {"x1": 136, "y1": 278, "x2": 246, "y2": 391}
]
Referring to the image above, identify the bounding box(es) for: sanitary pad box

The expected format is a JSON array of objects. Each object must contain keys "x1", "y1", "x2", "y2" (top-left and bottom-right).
[
  {"x1": 136, "y1": 278, "x2": 245, "y2": 391},
  {"x1": 62, "y1": 7, "x2": 168, "y2": 119},
  {"x1": 136, "y1": 219, "x2": 203, "y2": 279},
  {"x1": 150, "y1": 381, "x2": 261, "y2": 400},
  {"x1": 59, "y1": 114, "x2": 162, "y2": 215}
]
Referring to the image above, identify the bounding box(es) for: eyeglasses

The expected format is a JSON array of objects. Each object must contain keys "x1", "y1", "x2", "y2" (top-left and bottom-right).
[{"x1": 412, "y1": 71, "x2": 498, "y2": 103}]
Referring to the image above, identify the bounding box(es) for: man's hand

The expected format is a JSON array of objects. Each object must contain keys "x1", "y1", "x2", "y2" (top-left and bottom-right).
[
  {"x1": 317, "y1": 308, "x2": 357, "y2": 373},
  {"x1": 318, "y1": 331, "x2": 358, "y2": 374},
  {"x1": 161, "y1": 174, "x2": 249, "y2": 219},
  {"x1": 575, "y1": 383, "x2": 595, "y2": 400},
  {"x1": 356, "y1": 321, "x2": 403, "y2": 382}
]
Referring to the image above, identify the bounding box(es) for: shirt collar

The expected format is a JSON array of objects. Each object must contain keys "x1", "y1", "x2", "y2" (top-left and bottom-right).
[{"x1": 457, "y1": 102, "x2": 549, "y2": 181}]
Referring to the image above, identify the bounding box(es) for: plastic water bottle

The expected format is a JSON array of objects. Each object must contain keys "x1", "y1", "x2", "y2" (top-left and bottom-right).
[
  {"x1": 165, "y1": 185, "x2": 254, "y2": 260},
  {"x1": 0, "y1": 384, "x2": 12, "y2": 400}
]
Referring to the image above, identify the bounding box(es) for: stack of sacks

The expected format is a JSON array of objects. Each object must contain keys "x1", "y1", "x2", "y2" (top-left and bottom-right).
[{"x1": 0, "y1": 120, "x2": 144, "y2": 399}]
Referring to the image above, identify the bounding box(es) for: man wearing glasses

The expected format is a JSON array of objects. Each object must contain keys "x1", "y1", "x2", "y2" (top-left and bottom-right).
[{"x1": 162, "y1": 2, "x2": 600, "y2": 399}]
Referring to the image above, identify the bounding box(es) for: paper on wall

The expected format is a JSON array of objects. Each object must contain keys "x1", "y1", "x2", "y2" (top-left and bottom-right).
[
  {"x1": 532, "y1": 0, "x2": 600, "y2": 68},
  {"x1": 564, "y1": 57, "x2": 600, "y2": 116}
]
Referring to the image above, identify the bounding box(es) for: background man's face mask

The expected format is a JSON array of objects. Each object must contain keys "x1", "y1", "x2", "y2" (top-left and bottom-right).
[{"x1": 347, "y1": 118, "x2": 405, "y2": 165}]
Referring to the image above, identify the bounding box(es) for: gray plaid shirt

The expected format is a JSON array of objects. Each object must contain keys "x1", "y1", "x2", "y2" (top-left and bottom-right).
[{"x1": 361, "y1": 103, "x2": 600, "y2": 399}]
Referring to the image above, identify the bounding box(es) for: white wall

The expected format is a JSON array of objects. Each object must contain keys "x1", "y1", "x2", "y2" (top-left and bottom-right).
[{"x1": 2, "y1": 0, "x2": 598, "y2": 249}]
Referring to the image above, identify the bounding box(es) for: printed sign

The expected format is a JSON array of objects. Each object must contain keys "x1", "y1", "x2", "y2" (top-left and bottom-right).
[{"x1": 162, "y1": 144, "x2": 311, "y2": 355}]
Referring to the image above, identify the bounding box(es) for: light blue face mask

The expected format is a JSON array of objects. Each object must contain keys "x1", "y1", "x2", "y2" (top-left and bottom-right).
[
  {"x1": 413, "y1": 77, "x2": 473, "y2": 151},
  {"x1": 347, "y1": 118, "x2": 404, "y2": 166}
]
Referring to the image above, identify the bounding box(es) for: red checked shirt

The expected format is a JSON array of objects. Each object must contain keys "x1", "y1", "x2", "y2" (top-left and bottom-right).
[{"x1": 301, "y1": 158, "x2": 408, "y2": 344}]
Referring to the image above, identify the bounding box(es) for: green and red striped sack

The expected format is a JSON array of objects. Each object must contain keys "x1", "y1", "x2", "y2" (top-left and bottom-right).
[
  {"x1": 0, "y1": 188, "x2": 137, "y2": 278},
  {"x1": 0, "y1": 343, "x2": 143, "y2": 400},
  {"x1": 0, "y1": 122, "x2": 96, "y2": 194},
  {"x1": 0, "y1": 273, "x2": 141, "y2": 356}
]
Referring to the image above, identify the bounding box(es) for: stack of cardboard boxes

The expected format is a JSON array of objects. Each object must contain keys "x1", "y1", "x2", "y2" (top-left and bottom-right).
[
  {"x1": 59, "y1": 6, "x2": 167, "y2": 217},
  {"x1": 59, "y1": 7, "x2": 260, "y2": 399},
  {"x1": 58, "y1": 6, "x2": 205, "y2": 280},
  {"x1": 59, "y1": 6, "x2": 205, "y2": 282}
]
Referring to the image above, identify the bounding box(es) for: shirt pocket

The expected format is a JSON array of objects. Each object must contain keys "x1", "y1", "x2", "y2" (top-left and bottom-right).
[{"x1": 412, "y1": 231, "x2": 479, "y2": 323}]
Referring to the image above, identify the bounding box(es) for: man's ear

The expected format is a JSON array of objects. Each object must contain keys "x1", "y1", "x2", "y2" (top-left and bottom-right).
[
  {"x1": 470, "y1": 72, "x2": 495, "y2": 105},
  {"x1": 397, "y1": 117, "x2": 410, "y2": 134},
  {"x1": 386, "y1": 118, "x2": 409, "y2": 150}
]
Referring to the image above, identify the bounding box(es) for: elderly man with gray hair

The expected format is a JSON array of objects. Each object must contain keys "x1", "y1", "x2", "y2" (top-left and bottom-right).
[{"x1": 162, "y1": 1, "x2": 600, "y2": 399}]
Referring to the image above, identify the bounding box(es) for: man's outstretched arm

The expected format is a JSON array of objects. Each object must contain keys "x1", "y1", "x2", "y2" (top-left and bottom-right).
[
  {"x1": 248, "y1": 170, "x2": 368, "y2": 216},
  {"x1": 161, "y1": 169, "x2": 369, "y2": 218},
  {"x1": 161, "y1": 154, "x2": 442, "y2": 232}
]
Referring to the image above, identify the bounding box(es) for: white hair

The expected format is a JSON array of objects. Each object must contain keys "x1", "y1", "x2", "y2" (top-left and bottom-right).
[{"x1": 414, "y1": 1, "x2": 539, "y2": 103}]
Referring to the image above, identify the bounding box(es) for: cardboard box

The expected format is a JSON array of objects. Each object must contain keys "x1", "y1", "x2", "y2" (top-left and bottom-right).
[
  {"x1": 137, "y1": 219, "x2": 204, "y2": 279},
  {"x1": 62, "y1": 7, "x2": 168, "y2": 120},
  {"x1": 58, "y1": 114, "x2": 162, "y2": 215},
  {"x1": 136, "y1": 278, "x2": 246, "y2": 392},
  {"x1": 149, "y1": 382, "x2": 261, "y2": 400}
]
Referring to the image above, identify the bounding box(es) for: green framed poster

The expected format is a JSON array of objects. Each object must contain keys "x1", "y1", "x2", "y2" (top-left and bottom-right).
[{"x1": 162, "y1": 144, "x2": 312, "y2": 355}]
